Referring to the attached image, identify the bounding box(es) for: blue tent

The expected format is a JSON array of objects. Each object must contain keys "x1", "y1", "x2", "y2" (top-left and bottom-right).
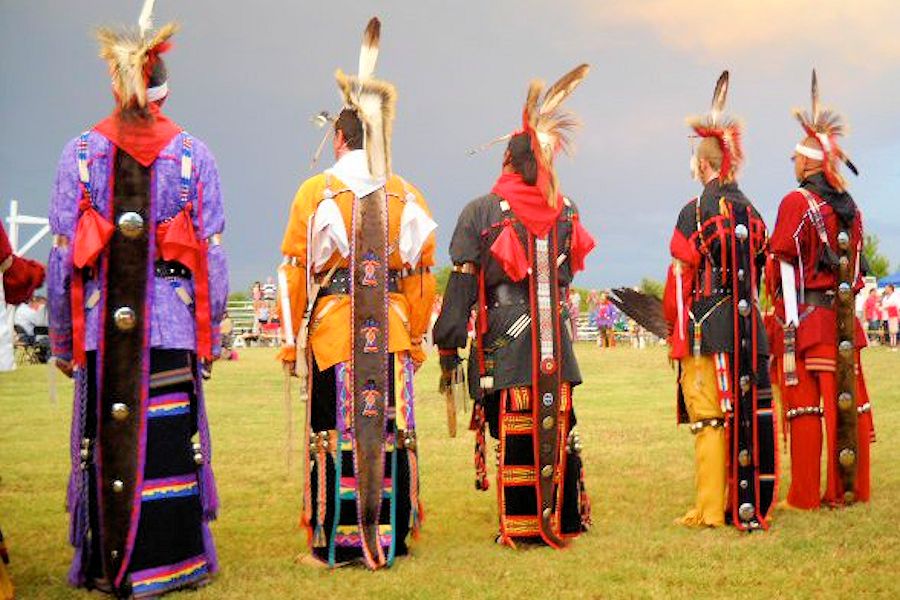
[{"x1": 878, "y1": 271, "x2": 900, "y2": 287}]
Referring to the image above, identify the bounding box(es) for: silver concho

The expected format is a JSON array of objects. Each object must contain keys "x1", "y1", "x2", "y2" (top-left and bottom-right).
[
  {"x1": 117, "y1": 211, "x2": 145, "y2": 239},
  {"x1": 542, "y1": 392, "x2": 554, "y2": 407},
  {"x1": 740, "y1": 479, "x2": 749, "y2": 489},
  {"x1": 738, "y1": 502, "x2": 755, "y2": 521},
  {"x1": 740, "y1": 375, "x2": 751, "y2": 393},
  {"x1": 838, "y1": 282, "x2": 852, "y2": 298},
  {"x1": 734, "y1": 224, "x2": 749, "y2": 241},
  {"x1": 839, "y1": 340, "x2": 853, "y2": 353},
  {"x1": 737, "y1": 268, "x2": 745, "y2": 281},
  {"x1": 837, "y1": 231, "x2": 850, "y2": 249},
  {"x1": 738, "y1": 299, "x2": 751, "y2": 317},
  {"x1": 111, "y1": 402, "x2": 129, "y2": 421},
  {"x1": 839, "y1": 448, "x2": 856, "y2": 467},
  {"x1": 542, "y1": 507, "x2": 552, "y2": 520},
  {"x1": 838, "y1": 392, "x2": 854, "y2": 411},
  {"x1": 112, "y1": 479, "x2": 124, "y2": 493},
  {"x1": 113, "y1": 306, "x2": 136, "y2": 331}
]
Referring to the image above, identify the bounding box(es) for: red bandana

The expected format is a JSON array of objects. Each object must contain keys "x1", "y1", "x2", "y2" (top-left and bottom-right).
[
  {"x1": 491, "y1": 172, "x2": 563, "y2": 238},
  {"x1": 94, "y1": 103, "x2": 182, "y2": 167}
]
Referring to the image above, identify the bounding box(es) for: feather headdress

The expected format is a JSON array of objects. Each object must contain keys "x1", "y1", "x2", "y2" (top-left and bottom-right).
[
  {"x1": 792, "y1": 70, "x2": 857, "y2": 190},
  {"x1": 96, "y1": 0, "x2": 177, "y2": 114},
  {"x1": 524, "y1": 64, "x2": 590, "y2": 206},
  {"x1": 334, "y1": 17, "x2": 396, "y2": 179},
  {"x1": 468, "y1": 64, "x2": 590, "y2": 207},
  {"x1": 686, "y1": 71, "x2": 744, "y2": 183}
]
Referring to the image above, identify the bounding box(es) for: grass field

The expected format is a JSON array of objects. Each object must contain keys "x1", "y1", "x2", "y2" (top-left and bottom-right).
[{"x1": 1, "y1": 344, "x2": 898, "y2": 599}]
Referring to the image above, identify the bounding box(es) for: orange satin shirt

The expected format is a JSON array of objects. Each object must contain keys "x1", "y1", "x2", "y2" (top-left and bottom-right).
[{"x1": 277, "y1": 172, "x2": 436, "y2": 369}]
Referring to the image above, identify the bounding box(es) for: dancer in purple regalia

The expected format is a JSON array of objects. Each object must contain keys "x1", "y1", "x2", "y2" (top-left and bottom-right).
[{"x1": 47, "y1": 2, "x2": 227, "y2": 597}]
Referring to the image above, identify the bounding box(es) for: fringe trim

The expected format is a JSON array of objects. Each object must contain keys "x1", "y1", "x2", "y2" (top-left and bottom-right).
[
  {"x1": 407, "y1": 449, "x2": 423, "y2": 537},
  {"x1": 195, "y1": 376, "x2": 219, "y2": 521},
  {"x1": 66, "y1": 367, "x2": 90, "y2": 587}
]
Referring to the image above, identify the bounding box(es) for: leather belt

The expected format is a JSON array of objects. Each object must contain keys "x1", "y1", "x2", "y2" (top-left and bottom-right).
[
  {"x1": 804, "y1": 289, "x2": 835, "y2": 308},
  {"x1": 155, "y1": 260, "x2": 192, "y2": 279},
  {"x1": 319, "y1": 267, "x2": 400, "y2": 296},
  {"x1": 487, "y1": 282, "x2": 529, "y2": 308}
]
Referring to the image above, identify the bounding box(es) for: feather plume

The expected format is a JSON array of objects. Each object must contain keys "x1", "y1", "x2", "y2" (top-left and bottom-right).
[
  {"x1": 540, "y1": 63, "x2": 589, "y2": 116},
  {"x1": 790, "y1": 69, "x2": 856, "y2": 188},
  {"x1": 146, "y1": 21, "x2": 178, "y2": 54},
  {"x1": 96, "y1": 21, "x2": 178, "y2": 112},
  {"x1": 138, "y1": 0, "x2": 156, "y2": 39},
  {"x1": 523, "y1": 80, "x2": 543, "y2": 130},
  {"x1": 709, "y1": 70, "x2": 729, "y2": 126},
  {"x1": 811, "y1": 69, "x2": 820, "y2": 124},
  {"x1": 357, "y1": 17, "x2": 381, "y2": 82},
  {"x1": 357, "y1": 78, "x2": 396, "y2": 177},
  {"x1": 335, "y1": 68, "x2": 396, "y2": 178}
]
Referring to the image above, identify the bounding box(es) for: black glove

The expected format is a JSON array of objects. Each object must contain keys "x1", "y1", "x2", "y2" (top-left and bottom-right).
[{"x1": 438, "y1": 351, "x2": 461, "y2": 393}]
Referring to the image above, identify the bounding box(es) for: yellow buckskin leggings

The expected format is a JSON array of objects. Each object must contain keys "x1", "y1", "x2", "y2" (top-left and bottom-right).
[
  {"x1": 0, "y1": 562, "x2": 12, "y2": 600},
  {"x1": 678, "y1": 356, "x2": 726, "y2": 527}
]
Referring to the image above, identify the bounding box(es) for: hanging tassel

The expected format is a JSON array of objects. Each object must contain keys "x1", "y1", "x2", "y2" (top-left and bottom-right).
[
  {"x1": 66, "y1": 367, "x2": 90, "y2": 587},
  {"x1": 471, "y1": 404, "x2": 490, "y2": 491},
  {"x1": 195, "y1": 377, "x2": 219, "y2": 521},
  {"x1": 313, "y1": 439, "x2": 327, "y2": 548},
  {"x1": 692, "y1": 322, "x2": 702, "y2": 359},
  {"x1": 407, "y1": 448, "x2": 423, "y2": 538},
  {"x1": 579, "y1": 464, "x2": 592, "y2": 530},
  {"x1": 783, "y1": 324, "x2": 799, "y2": 387}
]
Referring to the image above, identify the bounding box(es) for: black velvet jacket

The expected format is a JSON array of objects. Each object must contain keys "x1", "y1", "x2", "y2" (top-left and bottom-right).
[{"x1": 433, "y1": 193, "x2": 583, "y2": 396}]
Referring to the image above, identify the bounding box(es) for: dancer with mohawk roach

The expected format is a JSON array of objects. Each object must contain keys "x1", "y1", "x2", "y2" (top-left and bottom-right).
[
  {"x1": 768, "y1": 71, "x2": 874, "y2": 510},
  {"x1": 277, "y1": 17, "x2": 436, "y2": 569},
  {"x1": 433, "y1": 65, "x2": 595, "y2": 548},
  {"x1": 47, "y1": 1, "x2": 227, "y2": 595},
  {"x1": 662, "y1": 71, "x2": 777, "y2": 530}
]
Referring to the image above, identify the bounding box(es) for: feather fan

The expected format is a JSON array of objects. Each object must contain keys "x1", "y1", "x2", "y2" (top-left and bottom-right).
[{"x1": 609, "y1": 288, "x2": 668, "y2": 339}]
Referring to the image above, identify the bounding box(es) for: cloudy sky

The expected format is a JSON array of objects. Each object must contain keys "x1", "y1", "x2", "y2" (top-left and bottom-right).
[{"x1": 2, "y1": 0, "x2": 898, "y2": 290}]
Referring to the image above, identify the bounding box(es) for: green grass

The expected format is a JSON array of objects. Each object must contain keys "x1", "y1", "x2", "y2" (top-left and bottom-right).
[{"x1": 1, "y1": 345, "x2": 899, "y2": 599}]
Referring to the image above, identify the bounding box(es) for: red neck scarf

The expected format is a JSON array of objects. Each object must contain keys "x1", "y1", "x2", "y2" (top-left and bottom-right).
[
  {"x1": 94, "y1": 103, "x2": 182, "y2": 167},
  {"x1": 491, "y1": 172, "x2": 563, "y2": 237}
]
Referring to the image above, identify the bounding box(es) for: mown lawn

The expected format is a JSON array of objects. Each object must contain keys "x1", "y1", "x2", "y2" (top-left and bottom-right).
[{"x1": 1, "y1": 344, "x2": 898, "y2": 599}]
